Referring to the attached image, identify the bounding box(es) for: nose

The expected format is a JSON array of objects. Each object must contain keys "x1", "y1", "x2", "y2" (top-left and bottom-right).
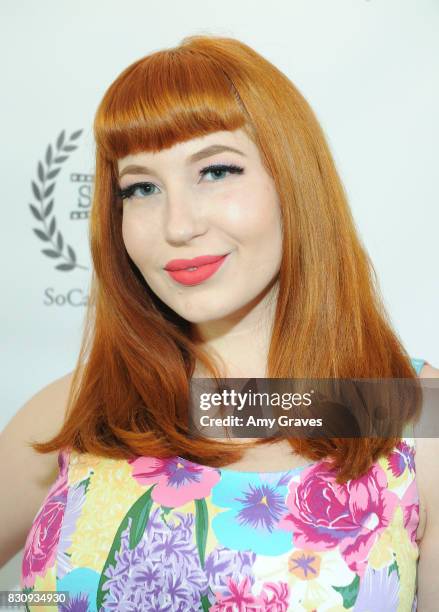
[{"x1": 163, "y1": 184, "x2": 207, "y2": 244}]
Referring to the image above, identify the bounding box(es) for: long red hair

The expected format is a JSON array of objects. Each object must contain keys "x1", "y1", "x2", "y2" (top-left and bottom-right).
[{"x1": 31, "y1": 34, "x2": 420, "y2": 483}]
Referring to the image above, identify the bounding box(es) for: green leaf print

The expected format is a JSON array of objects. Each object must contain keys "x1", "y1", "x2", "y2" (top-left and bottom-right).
[
  {"x1": 333, "y1": 574, "x2": 360, "y2": 609},
  {"x1": 160, "y1": 505, "x2": 173, "y2": 526},
  {"x1": 21, "y1": 586, "x2": 33, "y2": 612},
  {"x1": 201, "y1": 593, "x2": 212, "y2": 611},
  {"x1": 194, "y1": 498, "x2": 208, "y2": 567},
  {"x1": 194, "y1": 498, "x2": 213, "y2": 611},
  {"x1": 81, "y1": 475, "x2": 92, "y2": 494},
  {"x1": 96, "y1": 485, "x2": 155, "y2": 611},
  {"x1": 388, "y1": 558, "x2": 400, "y2": 579},
  {"x1": 129, "y1": 489, "x2": 154, "y2": 549}
]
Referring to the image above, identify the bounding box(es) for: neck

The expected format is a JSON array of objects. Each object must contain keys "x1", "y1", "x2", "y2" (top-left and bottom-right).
[{"x1": 191, "y1": 279, "x2": 278, "y2": 379}]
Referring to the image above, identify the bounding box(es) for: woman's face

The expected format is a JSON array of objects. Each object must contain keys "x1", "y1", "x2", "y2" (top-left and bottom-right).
[{"x1": 117, "y1": 128, "x2": 283, "y2": 325}]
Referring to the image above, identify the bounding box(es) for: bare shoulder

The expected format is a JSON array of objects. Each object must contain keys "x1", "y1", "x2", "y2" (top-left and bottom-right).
[
  {"x1": 419, "y1": 362, "x2": 439, "y2": 379},
  {"x1": 0, "y1": 370, "x2": 75, "y2": 567},
  {"x1": 415, "y1": 362, "x2": 439, "y2": 542},
  {"x1": 9, "y1": 370, "x2": 75, "y2": 443},
  {"x1": 20, "y1": 372, "x2": 73, "y2": 428},
  {"x1": 0, "y1": 370, "x2": 75, "y2": 476},
  {"x1": 29, "y1": 370, "x2": 75, "y2": 422},
  {"x1": 414, "y1": 362, "x2": 439, "y2": 608}
]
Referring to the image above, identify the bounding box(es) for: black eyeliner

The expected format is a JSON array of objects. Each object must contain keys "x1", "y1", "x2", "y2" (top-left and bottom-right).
[
  {"x1": 117, "y1": 163, "x2": 244, "y2": 200},
  {"x1": 199, "y1": 163, "x2": 244, "y2": 177}
]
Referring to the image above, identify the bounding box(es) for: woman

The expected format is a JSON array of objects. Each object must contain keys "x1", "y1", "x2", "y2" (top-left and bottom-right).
[{"x1": 1, "y1": 34, "x2": 438, "y2": 611}]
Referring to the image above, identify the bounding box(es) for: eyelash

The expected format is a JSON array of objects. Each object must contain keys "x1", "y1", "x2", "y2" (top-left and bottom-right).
[{"x1": 117, "y1": 163, "x2": 244, "y2": 200}]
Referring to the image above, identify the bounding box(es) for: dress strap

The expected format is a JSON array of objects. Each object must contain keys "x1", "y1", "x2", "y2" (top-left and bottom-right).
[
  {"x1": 402, "y1": 358, "x2": 426, "y2": 439},
  {"x1": 410, "y1": 357, "x2": 426, "y2": 376}
]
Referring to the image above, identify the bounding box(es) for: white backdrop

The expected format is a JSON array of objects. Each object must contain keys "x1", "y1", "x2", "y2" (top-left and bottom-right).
[{"x1": 1, "y1": 0, "x2": 438, "y2": 590}]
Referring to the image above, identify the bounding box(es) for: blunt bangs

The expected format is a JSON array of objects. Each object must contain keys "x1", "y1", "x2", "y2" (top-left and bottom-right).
[{"x1": 93, "y1": 47, "x2": 253, "y2": 162}]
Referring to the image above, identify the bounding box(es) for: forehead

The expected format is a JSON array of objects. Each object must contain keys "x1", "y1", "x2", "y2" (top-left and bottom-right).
[{"x1": 117, "y1": 128, "x2": 256, "y2": 170}]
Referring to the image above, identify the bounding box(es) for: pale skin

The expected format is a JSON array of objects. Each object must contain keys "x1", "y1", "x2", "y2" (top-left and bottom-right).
[{"x1": 1, "y1": 128, "x2": 437, "y2": 608}]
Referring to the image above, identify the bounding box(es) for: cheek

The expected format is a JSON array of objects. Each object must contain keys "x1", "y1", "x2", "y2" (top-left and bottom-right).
[
  {"x1": 121, "y1": 208, "x2": 158, "y2": 263},
  {"x1": 220, "y1": 184, "x2": 282, "y2": 242},
  {"x1": 220, "y1": 195, "x2": 283, "y2": 280}
]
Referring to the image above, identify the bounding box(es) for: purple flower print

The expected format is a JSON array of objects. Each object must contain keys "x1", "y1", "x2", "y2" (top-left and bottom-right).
[
  {"x1": 353, "y1": 564, "x2": 399, "y2": 611},
  {"x1": 387, "y1": 441, "x2": 415, "y2": 478},
  {"x1": 59, "y1": 591, "x2": 89, "y2": 612},
  {"x1": 57, "y1": 480, "x2": 87, "y2": 578},
  {"x1": 100, "y1": 506, "x2": 208, "y2": 611},
  {"x1": 211, "y1": 470, "x2": 296, "y2": 555},
  {"x1": 204, "y1": 546, "x2": 257, "y2": 598}
]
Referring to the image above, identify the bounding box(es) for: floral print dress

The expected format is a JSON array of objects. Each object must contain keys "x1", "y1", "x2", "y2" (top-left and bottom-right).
[{"x1": 20, "y1": 358, "x2": 426, "y2": 612}]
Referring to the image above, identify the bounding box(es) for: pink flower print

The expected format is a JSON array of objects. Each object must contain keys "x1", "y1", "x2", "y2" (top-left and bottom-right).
[
  {"x1": 21, "y1": 450, "x2": 70, "y2": 588},
  {"x1": 128, "y1": 455, "x2": 220, "y2": 507},
  {"x1": 278, "y1": 460, "x2": 399, "y2": 577},
  {"x1": 210, "y1": 575, "x2": 263, "y2": 611},
  {"x1": 258, "y1": 580, "x2": 289, "y2": 611},
  {"x1": 210, "y1": 575, "x2": 289, "y2": 611},
  {"x1": 387, "y1": 440, "x2": 415, "y2": 477},
  {"x1": 400, "y1": 480, "x2": 420, "y2": 544},
  {"x1": 57, "y1": 448, "x2": 70, "y2": 479}
]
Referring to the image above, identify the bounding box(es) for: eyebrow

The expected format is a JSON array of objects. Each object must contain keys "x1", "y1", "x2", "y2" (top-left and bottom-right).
[{"x1": 118, "y1": 144, "x2": 246, "y2": 179}]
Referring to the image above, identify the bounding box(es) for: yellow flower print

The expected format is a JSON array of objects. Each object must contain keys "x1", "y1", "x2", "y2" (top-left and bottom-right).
[
  {"x1": 369, "y1": 504, "x2": 418, "y2": 612},
  {"x1": 368, "y1": 528, "x2": 395, "y2": 570},
  {"x1": 68, "y1": 459, "x2": 146, "y2": 572},
  {"x1": 204, "y1": 496, "x2": 221, "y2": 556},
  {"x1": 288, "y1": 549, "x2": 322, "y2": 581},
  {"x1": 67, "y1": 450, "x2": 104, "y2": 486},
  {"x1": 27, "y1": 564, "x2": 56, "y2": 612},
  {"x1": 253, "y1": 547, "x2": 355, "y2": 611},
  {"x1": 391, "y1": 506, "x2": 419, "y2": 612}
]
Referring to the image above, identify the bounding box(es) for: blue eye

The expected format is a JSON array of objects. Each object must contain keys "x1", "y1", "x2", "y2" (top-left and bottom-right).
[
  {"x1": 199, "y1": 163, "x2": 244, "y2": 181},
  {"x1": 117, "y1": 183, "x2": 159, "y2": 200},
  {"x1": 117, "y1": 163, "x2": 244, "y2": 201}
]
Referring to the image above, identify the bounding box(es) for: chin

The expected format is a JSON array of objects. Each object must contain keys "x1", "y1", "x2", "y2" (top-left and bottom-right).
[
  {"x1": 180, "y1": 311, "x2": 227, "y2": 325},
  {"x1": 178, "y1": 303, "x2": 236, "y2": 325}
]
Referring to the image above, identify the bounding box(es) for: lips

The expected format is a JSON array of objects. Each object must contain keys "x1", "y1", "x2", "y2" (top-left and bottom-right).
[
  {"x1": 164, "y1": 254, "x2": 228, "y2": 271},
  {"x1": 166, "y1": 253, "x2": 229, "y2": 286}
]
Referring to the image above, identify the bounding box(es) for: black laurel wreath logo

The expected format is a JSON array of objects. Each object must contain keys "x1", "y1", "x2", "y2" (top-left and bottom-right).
[{"x1": 29, "y1": 128, "x2": 88, "y2": 271}]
